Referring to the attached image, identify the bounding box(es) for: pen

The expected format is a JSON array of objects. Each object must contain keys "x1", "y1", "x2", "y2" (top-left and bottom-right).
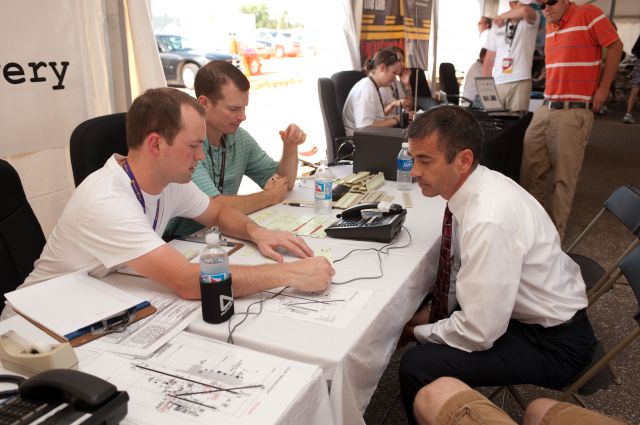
[
  {"x1": 283, "y1": 201, "x2": 315, "y2": 207},
  {"x1": 283, "y1": 201, "x2": 338, "y2": 209}
]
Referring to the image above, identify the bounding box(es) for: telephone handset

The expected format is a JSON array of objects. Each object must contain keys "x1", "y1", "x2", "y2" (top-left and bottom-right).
[
  {"x1": 0, "y1": 369, "x2": 128, "y2": 425},
  {"x1": 325, "y1": 202, "x2": 407, "y2": 243},
  {"x1": 339, "y1": 202, "x2": 404, "y2": 219}
]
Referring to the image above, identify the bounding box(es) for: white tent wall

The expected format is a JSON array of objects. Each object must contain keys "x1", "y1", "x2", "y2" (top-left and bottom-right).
[
  {"x1": 434, "y1": 0, "x2": 485, "y2": 75},
  {"x1": 1, "y1": 0, "x2": 165, "y2": 237}
]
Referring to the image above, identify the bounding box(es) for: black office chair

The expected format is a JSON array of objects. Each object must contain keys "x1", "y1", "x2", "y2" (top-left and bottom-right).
[
  {"x1": 408, "y1": 67, "x2": 432, "y2": 99},
  {"x1": 331, "y1": 70, "x2": 365, "y2": 115},
  {"x1": 0, "y1": 160, "x2": 46, "y2": 312},
  {"x1": 69, "y1": 112, "x2": 128, "y2": 186},
  {"x1": 317, "y1": 78, "x2": 353, "y2": 163},
  {"x1": 439, "y1": 62, "x2": 464, "y2": 106}
]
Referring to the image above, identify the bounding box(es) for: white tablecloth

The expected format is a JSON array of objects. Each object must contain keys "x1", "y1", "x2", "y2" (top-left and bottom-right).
[
  {"x1": 0, "y1": 315, "x2": 335, "y2": 425},
  {"x1": 186, "y1": 178, "x2": 445, "y2": 425},
  {"x1": 1, "y1": 171, "x2": 445, "y2": 425}
]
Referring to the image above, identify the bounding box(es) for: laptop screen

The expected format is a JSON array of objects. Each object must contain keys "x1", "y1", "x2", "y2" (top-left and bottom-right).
[{"x1": 475, "y1": 77, "x2": 506, "y2": 112}]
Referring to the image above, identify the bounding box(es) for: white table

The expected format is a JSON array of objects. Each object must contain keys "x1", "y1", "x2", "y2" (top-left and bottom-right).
[
  {"x1": 3, "y1": 171, "x2": 444, "y2": 425},
  {"x1": 186, "y1": 177, "x2": 445, "y2": 425},
  {"x1": 0, "y1": 315, "x2": 336, "y2": 425}
]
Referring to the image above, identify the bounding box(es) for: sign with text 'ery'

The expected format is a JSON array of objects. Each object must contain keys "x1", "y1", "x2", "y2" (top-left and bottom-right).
[{"x1": 1, "y1": 1, "x2": 91, "y2": 156}]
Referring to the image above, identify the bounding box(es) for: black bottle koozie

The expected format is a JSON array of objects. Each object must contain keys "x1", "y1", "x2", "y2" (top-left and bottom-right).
[{"x1": 200, "y1": 275, "x2": 234, "y2": 324}]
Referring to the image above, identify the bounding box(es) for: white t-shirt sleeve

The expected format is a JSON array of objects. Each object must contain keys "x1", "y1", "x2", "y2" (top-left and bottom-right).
[
  {"x1": 166, "y1": 181, "x2": 210, "y2": 219},
  {"x1": 484, "y1": 26, "x2": 497, "y2": 51},
  {"x1": 354, "y1": 83, "x2": 383, "y2": 128},
  {"x1": 73, "y1": 182, "x2": 208, "y2": 270},
  {"x1": 76, "y1": 194, "x2": 166, "y2": 269}
]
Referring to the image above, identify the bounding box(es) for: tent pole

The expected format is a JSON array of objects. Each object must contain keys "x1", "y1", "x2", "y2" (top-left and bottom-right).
[
  {"x1": 431, "y1": 0, "x2": 439, "y2": 96},
  {"x1": 609, "y1": 0, "x2": 617, "y2": 21},
  {"x1": 106, "y1": 0, "x2": 133, "y2": 111}
]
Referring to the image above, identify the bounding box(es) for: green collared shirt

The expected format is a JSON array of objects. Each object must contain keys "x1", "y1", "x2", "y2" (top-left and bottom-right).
[{"x1": 164, "y1": 127, "x2": 278, "y2": 237}]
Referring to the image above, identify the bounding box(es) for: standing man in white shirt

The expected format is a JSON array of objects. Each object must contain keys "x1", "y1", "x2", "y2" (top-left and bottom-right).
[
  {"x1": 478, "y1": 16, "x2": 492, "y2": 50},
  {"x1": 482, "y1": 0, "x2": 540, "y2": 112},
  {"x1": 461, "y1": 48, "x2": 487, "y2": 103},
  {"x1": 398, "y1": 106, "x2": 595, "y2": 425}
]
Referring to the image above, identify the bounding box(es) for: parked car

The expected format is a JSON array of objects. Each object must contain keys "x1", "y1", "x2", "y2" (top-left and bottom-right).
[
  {"x1": 155, "y1": 34, "x2": 243, "y2": 89},
  {"x1": 273, "y1": 31, "x2": 302, "y2": 58},
  {"x1": 254, "y1": 38, "x2": 275, "y2": 59}
]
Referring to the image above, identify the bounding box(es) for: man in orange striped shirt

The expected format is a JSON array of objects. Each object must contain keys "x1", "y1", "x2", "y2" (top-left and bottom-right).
[{"x1": 520, "y1": 0, "x2": 622, "y2": 241}]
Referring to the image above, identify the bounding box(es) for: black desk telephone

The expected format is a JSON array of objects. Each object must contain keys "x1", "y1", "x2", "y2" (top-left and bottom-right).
[
  {"x1": 325, "y1": 202, "x2": 407, "y2": 243},
  {"x1": 0, "y1": 369, "x2": 128, "y2": 425}
]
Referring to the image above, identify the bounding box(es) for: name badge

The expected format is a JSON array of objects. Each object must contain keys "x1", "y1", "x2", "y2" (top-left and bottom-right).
[{"x1": 502, "y1": 57, "x2": 514, "y2": 74}]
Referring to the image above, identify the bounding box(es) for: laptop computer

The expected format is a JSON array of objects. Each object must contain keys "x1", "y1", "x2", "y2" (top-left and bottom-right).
[
  {"x1": 352, "y1": 126, "x2": 405, "y2": 181},
  {"x1": 474, "y1": 77, "x2": 511, "y2": 115}
]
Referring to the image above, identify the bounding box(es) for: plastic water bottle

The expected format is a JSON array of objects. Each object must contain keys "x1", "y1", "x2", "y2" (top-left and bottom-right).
[
  {"x1": 199, "y1": 227, "x2": 229, "y2": 283},
  {"x1": 397, "y1": 142, "x2": 413, "y2": 191},
  {"x1": 314, "y1": 159, "x2": 333, "y2": 215}
]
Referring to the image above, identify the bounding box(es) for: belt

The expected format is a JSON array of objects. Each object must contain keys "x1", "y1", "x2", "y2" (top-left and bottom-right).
[
  {"x1": 543, "y1": 100, "x2": 592, "y2": 110},
  {"x1": 552, "y1": 309, "x2": 587, "y2": 330}
]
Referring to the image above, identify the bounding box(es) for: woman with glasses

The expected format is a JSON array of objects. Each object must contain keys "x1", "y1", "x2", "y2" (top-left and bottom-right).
[
  {"x1": 379, "y1": 46, "x2": 413, "y2": 115},
  {"x1": 342, "y1": 49, "x2": 404, "y2": 136}
]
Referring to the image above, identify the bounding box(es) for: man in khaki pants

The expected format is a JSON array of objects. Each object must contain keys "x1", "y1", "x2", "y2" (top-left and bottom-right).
[{"x1": 520, "y1": 0, "x2": 622, "y2": 241}]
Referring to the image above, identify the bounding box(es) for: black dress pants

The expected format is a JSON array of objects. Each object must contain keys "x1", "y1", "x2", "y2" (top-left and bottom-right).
[{"x1": 398, "y1": 314, "x2": 596, "y2": 425}]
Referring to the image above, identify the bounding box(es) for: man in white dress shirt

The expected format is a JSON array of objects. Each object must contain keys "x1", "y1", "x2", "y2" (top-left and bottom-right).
[{"x1": 398, "y1": 106, "x2": 595, "y2": 425}]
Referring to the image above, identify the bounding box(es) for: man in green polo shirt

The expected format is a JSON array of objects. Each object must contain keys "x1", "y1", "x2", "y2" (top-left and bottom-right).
[{"x1": 165, "y1": 60, "x2": 306, "y2": 237}]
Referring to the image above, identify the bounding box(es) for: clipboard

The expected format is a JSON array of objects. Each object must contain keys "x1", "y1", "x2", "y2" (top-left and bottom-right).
[
  {"x1": 5, "y1": 272, "x2": 158, "y2": 348},
  {"x1": 14, "y1": 303, "x2": 157, "y2": 348}
]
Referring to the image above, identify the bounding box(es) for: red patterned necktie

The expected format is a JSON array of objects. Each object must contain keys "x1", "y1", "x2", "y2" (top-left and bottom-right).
[{"x1": 429, "y1": 205, "x2": 453, "y2": 324}]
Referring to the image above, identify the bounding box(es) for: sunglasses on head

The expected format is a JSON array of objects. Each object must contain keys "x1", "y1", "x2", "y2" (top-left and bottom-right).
[{"x1": 540, "y1": 0, "x2": 559, "y2": 10}]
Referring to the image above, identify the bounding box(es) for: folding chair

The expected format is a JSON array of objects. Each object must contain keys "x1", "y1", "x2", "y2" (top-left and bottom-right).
[
  {"x1": 491, "y1": 245, "x2": 640, "y2": 410},
  {"x1": 557, "y1": 244, "x2": 640, "y2": 405},
  {"x1": 566, "y1": 185, "x2": 640, "y2": 303}
]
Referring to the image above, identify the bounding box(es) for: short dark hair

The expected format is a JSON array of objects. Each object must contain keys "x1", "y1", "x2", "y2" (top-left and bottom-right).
[
  {"x1": 364, "y1": 49, "x2": 401, "y2": 72},
  {"x1": 407, "y1": 106, "x2": 483, "y2": 164},
  {"x1": 194, "y1": 60, "x2": 250, "y2": 103},
  {"x1": 126, "y1": 87, "x2": 205, "y2": 149},
  {"x1": 481, "y1": 16, "x2": 492, "y2": 28}
]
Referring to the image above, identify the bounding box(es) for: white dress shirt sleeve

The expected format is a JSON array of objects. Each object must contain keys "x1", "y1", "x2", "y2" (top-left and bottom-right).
[{"x1": 414, "y1": 220, "x2": 526, "y2": 352}]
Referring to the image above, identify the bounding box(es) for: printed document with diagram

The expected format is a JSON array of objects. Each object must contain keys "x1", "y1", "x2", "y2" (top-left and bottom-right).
[{"x1": 78, "y1": 332, "x2": 326, "y2": 425}]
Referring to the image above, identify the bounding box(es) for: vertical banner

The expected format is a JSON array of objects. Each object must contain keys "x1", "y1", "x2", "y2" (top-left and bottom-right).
[
  {"x1": 359, "y1": 0, "x2": 432, "y2": 69},
  {"x1": 0, "y1": 1, "x2": 91, "y2": 157}
]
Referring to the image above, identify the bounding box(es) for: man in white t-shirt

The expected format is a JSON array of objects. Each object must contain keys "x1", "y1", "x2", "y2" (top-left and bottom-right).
[
  {"x1": 478, "y1": 16, "x2": 492, "y2": 50},
  {"x1": 462, "y1": 48, "x2": 487, "y2": 104},
  {"x1": 482, "y1": 0, "x2": 540, "y2": 112},
  {"x1": 12, "y1": 88, "x2": 334, "y2": 312}
]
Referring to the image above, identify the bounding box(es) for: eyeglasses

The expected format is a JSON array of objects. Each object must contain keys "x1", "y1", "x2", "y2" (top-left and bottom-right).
[{"x1": 540, "y1": 0, "x2": 558, "y2": 10}]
